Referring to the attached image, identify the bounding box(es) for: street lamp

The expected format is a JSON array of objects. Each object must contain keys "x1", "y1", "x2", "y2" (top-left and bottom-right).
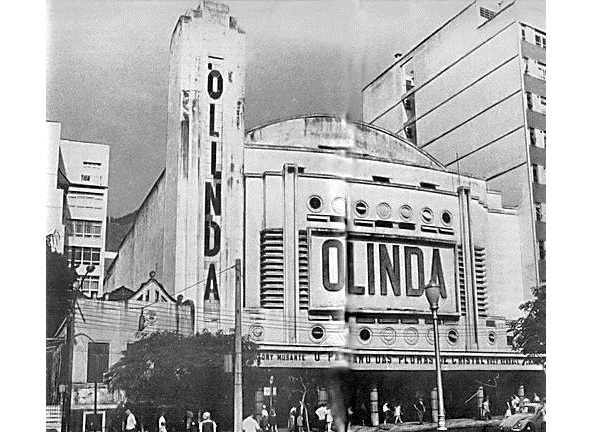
[{"x1": 425, "y1": 280, "x2": 447, "y2": 431}]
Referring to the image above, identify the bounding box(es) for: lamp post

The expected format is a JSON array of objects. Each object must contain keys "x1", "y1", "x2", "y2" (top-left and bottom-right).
[
  {"x1": 425, "y1": 280, "x2": 447, "y2": 431},
  {"x1": 269, "y1": 375, "x2": 274, "y2": 409}
]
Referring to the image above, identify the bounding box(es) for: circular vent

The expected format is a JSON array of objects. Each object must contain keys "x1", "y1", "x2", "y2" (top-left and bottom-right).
[
  {"x1": 354, "y1": 201, "x2": 369, "y2": 217},
  {"x1": 359, "y1": 328, "x2": 372, "y2": 343},
  {"x1": 308, "y1": 195, "x2": 323, "y2": 212},
  {"x1": 311, "y1": 325, "x2": 325, "y2": 342},
  {"x1": 421, "y1": 208, "x2": 434, "y2": 224}
]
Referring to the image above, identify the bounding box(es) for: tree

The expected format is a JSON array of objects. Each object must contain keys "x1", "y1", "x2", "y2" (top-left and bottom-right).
[
  {"x1": 106, "y1": 330, "x2": 258, "y2": 418},
  {"x1": 510, "y1": 284, "x2": 546, "y2": 361},
  {"x1": 46, "y1": 246, "x2": 78, "y2": 337}
]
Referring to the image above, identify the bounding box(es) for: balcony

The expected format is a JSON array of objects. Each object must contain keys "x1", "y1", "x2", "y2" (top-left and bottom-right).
[
  {"x1": 535, "y1": 220, "x2": 546, "y2": 241},
  {"x1": 532, "y1": 182, "x2": 546, "y2": 203},
  {"x1": 521, "y1": 40, "x2": 546, "y2": 63}
]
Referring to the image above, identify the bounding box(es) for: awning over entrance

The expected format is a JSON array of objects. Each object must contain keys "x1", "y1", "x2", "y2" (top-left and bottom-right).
[{"x1": 257, "y1": 347, "x2": 544, "y2": 372}]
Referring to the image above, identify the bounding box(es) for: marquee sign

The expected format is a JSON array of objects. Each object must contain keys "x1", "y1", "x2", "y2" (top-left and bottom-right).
[
  {"x1": 309, "y1": 231, "x2": 458, "y2": 313},
  {"x1": 257, "y1": 351, "x2": 543, "y2": 371}
]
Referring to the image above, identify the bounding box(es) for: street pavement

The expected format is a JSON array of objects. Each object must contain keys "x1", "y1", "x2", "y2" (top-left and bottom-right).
[{"x1": 351, "y1": 417, "x2": 502, "y2": 431}]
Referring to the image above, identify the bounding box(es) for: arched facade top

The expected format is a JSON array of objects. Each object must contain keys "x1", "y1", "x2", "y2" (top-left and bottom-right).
[{"x1": 245, "y1": 115, "x2": 446, "y2": 171}]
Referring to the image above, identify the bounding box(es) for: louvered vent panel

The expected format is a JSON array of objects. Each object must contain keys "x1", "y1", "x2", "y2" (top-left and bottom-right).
[
  {"x1": 457, "y1": 246, "x2": 488, "y2": 316},
  {"x1": 260, "y1": 229, "x2": 310, "y2": 309},
  {"x1": 260, "y1": 229, "x2": 284, "y2": 308},
  {"x1": 298, "y1": 230, "x2": 309, "y2": 309}
]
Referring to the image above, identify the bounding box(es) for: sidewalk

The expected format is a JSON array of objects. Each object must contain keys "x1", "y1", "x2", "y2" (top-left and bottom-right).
[
  {"x1": 275, "y1": 418, "x2": 502, "y2": 432},
  {"x1": 351, "y1": 417, "x2": 502, "y2": 431}
]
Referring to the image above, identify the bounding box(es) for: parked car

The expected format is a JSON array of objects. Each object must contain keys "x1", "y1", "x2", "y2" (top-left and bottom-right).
[{"x1": 498, "y1": 403, "x2": 546, "y2": 432}]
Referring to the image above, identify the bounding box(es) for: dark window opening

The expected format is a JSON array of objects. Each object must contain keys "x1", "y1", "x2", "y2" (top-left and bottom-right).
[
  {"x1": 375, "y1": 220, "x2": 393, "y2": 228},
  {"x1": 87, "y1": 342, "x2": 109, "y2": 383},
  {"x1": 400, "y1": 317, "x2": 419, "y2": 324},
  {"x1": 311, "y1": 326, "x2": 325, "y2": 340},
  {"x1": 372, "y1": 176, "x2": 391, "y2": 183}
]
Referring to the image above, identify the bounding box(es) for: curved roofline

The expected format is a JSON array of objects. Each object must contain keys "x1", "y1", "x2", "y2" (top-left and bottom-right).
[{"x1": 245, "y1": 113, "x2": 446, "y2": 170}]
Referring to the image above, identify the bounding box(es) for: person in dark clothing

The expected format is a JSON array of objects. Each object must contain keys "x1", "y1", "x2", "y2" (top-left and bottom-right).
[{"x1": 414, "y1": 398, "x2": 425, "y2": 425}]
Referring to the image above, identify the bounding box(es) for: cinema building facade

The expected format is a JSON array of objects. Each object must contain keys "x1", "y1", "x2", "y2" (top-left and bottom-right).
[{"x1": 104, "y1": 0, "x2": 544, "y2": 423}]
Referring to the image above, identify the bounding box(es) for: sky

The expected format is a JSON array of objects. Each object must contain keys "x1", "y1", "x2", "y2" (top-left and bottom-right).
[{"x1": 48, "y1": 0, "x2": 521, "y2": 217}]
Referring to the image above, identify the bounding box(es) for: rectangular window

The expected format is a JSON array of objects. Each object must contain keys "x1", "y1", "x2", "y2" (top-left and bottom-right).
[
  {"x1": 68, "y1": 220, "x2": 102, "y2": 238},
  {"x1": 83, "y1": 161, "x2": 101, "y2": 168},
  {"x1": 81, "y1": 276, "x2": 100, "y2": 297},
  {"x1": 541, "y1": 130, "x2": 547, "y2": 147},
  {"x1": 540, "y1": 96, "x2": 546, "y2": 114},
  {"x1": 538, "y1": 240, "x2": 546, "y2": 260},
  {"x1": 535, "y1": 203, "x2": 546, "y2": 222},
  {"x1": 538, "y1": 62, "x2": 546, "y2": 79},
  {"x1": 87, "y1": 342, "x2": 109, "y2": 383},
  {"x1": 529, "y1": 128, "x2": 536, "y2": 145},
  {"x1": 531, "y1": 164, "x2": 539, "y2": 183},
  {"x1": 526, "y1": 92, "x2": 533, "y2": 109},
  {"x1": 67, "y1": 246, "x2": 101, "y2": 267},
  {"x1": 521, "y1": 28, "x2": 526, "y2": 40},
  {"x1": 81, "y1": 174, "x2": 91, "y2": 182}
]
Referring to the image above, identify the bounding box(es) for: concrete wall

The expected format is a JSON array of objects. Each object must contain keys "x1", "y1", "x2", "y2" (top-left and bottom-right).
[{"x1": 104, "y1": 173, "x2": 166, "y2": 293}]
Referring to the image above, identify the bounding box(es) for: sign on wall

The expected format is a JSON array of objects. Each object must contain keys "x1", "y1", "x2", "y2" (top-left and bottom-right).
[
  {"x1": 309, "y1": 230, "x2": 458, "y2": 313},
  {"x1": 203, "y1": 56, "x2": 224, "y2": 320}
]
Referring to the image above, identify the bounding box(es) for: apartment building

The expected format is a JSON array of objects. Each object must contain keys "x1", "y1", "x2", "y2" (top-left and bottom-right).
[
  {"x1": 363, "y1": 0, "x2": 546, "y2": 291},
  {"x1": 46, "y1": 121, "x2": 110, "y2": 297}
]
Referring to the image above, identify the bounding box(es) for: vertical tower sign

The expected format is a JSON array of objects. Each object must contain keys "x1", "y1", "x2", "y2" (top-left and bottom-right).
[
  {"x1": 203, "y1": 57, "x2": 224, "y2": 319},
  {"x1": 164, "y1": 0, "x2": 246, "y2": 331}
]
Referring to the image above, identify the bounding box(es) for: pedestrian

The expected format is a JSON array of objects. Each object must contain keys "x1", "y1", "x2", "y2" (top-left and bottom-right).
[
  {"x1": 325, "y1": 405, "x2": 333, "y2": 432},
  {"x1": 243, "y1": 414, "x2": 261, "y2": 432},
  {"x1": 200, "y1": 412, "x2": 217, "y2": 432},
  {"x1": 382, "y1": 402, "x2": 390, "y2": 425},
  {"x1": 261, "y1": 405, "x2": 269, "y2": 431},
  {"x1": 345, "y1": 406, "x2": 353, "y2": 431},
  {"x1": 268, "y1": 408, "x2": 278, "y2": 432},
  {"x1": 394, "y1": 403, "x2": 403, "y2": 424},
  {"x1": 413, "y1": 398, "x2": 425, "y2": 425},
  {"x1": 504, "y1": 402, "x2": 512, "y2": 418},
  {"x1": 185, "y1": 410, "x2": 198, "y2": 432},
  {"x1": 482, "y1": 396, "x2": 491, "y2": 420},
  {"x1": 510, "y1": 395, "x2": 519, "y2": 414},
  {"x1": 124, "y1": 408, "x2": 138, "y2": 432},
  {"x1": 288, "y1": 406, "x2": 297, "y2": 431},
  {"x1": 533, "y1": 393, "x2": 541, "y2": 403},
  {"x1": 315, "y1": 404, "x2": 327, "y2": 432},
  {"x1": 158, "y1": 411, "x2": 167, "y2": 432}
]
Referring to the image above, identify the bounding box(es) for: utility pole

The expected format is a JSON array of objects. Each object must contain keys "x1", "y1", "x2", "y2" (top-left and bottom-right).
[
  {"x1": 234, "y1": 259, "x2": 243, "y2": 432},
  {"x1": 61, "y1": 289, "x2": 76, "y2": 432}
]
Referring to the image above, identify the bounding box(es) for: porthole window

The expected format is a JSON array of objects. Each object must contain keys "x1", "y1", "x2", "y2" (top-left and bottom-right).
[
  {"x1": 399, "y1": 205, "x2": 413, "y2": 221},
  {"x1": 308, "y1": 195, "x2": 324, "y2": 212},
  {"x1": 250, "y1": 325, "x2": 264, "y2": 341},
  {"x1": 441, "y1": 211, "x2": 452, "y2": 226},
  {"x1": 354, "y1": 201, "x2": 369, "y2": 217},
  {"x1": 447, "y1": 329, "x2": 459, "y2": 345},
  {"x1": 421, "y1": 208, "x2": 434, "y2": 224},
  {"x1": 381, "y1": 327, "x2": 397, "y2": 345},
  {"x1": 359, "y1": 328, "x2": 372, "y2": 343},
  {"x1": 426, "y1": 328, "x2": 435, "y2": 345},
  {"x1": 403, "y1": 327, "x2": 419, "y2": 345},
  {"x1": 311, "y1": 325, "x2": 325, "y2": 342},
  {"x1": 488, "y1": 331, "x2": 496, "y2": 345},
  {"x1": 332, "y1": 197, "x2": 346, "y2": 215},
  {"x1": 376, "y1": 203, "x2": 392, "y2": 219}
]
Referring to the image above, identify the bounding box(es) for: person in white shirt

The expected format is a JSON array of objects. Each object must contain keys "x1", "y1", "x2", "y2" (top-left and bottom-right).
[
  {"x1": 124, "y1": 409, "x2": 137, "y2": 432},
  {"x1": 242, "y1": 414, "x2": 261, "y2": 432},
  {"x1": 200, "y1": 412, "x2": 217, "y2": 432},
  {"x1": 325, "y1": 405, "x2": 333, "y2": 432},
  {"x1": 315, "y1": 404, "x2": 327, "y2": 431},
  {"x1": 382, "y1": 402, "x2": 390, "y2": 425},
  {"x1": 394, "y1": 404, "x2": 403, "y2": 424},
  {"x1": 158, "y1": 411, "x2": 167, "y2": 432}
]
